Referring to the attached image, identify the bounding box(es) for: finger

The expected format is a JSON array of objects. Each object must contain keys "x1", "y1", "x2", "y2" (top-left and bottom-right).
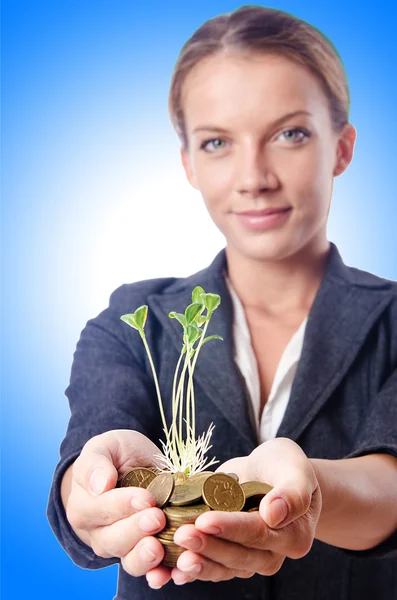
[
  {"x1": 91, "y1": 507, "x2": 166, "y2": 558},
  {"x1": 174, "y1": 524, "x2": 282, "y2": 576},
  {"x1": 195, "y1": 510, "x2": 275, "y2": 549},
  {"x1": 196, "y1": 500, "x2": 319, "y2": 559},
  {"x1": 175, "y1": 550, "x2": 257, "y2": 583},
  {"x1": 121, "y1": 536, "x2": 166, "y2": 578},
  {"x1": 67, "y1": 484, "x2": 156, "y2": 530},
  {"x1": 146, "y1": 565, "x2": 173, "y2": 589}
]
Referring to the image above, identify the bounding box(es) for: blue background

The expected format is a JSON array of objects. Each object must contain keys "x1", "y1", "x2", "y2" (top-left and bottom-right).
[{"x1": 2, "y1": 1, "x2": 396, "y2": 598}]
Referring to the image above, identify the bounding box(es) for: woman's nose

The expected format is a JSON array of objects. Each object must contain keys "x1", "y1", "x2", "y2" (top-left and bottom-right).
[{"x1": 235, "y1": 146, "x2": 279, "y2": 195}]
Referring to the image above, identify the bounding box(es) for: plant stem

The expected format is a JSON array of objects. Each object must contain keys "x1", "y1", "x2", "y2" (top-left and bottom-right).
[
  {"x1": 171, "y1": 351, "x2": 184, "y2": 458},
  {"x1": 186, "y1": 342, "x2": 196, "y2": 448},
  {"x1": 176, "y1": 357, "x2": 189, "y2": 449},
  {"x1": 191, "y1": 312, "x2": 212, "y2": 372},
  {"x1": 140, "y1": 332, "x2": 171, "y2": 448}
]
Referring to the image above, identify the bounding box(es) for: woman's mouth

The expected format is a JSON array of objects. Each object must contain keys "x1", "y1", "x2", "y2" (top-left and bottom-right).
[{"x1": 234, "y1": 207, "x2": 292, "y2": 231}]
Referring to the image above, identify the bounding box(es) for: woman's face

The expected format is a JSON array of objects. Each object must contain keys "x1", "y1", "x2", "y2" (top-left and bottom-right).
[{"x1": 180, "y1": 52, "x2": 356, "y2": 262}]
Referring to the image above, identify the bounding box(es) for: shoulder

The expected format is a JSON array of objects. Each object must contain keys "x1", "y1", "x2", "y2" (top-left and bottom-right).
[{"x1": 343, "y1": 264, "x2": 397, "y2": 295}]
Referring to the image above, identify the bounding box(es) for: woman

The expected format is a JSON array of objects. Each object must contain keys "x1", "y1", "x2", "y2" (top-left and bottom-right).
[{"x1": 47, "y1": 5, "x2": 397, "y2": 599}]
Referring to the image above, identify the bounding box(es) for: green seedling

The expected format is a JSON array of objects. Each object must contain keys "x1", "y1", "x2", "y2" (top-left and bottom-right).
[{"x1": 120, "y1": 285, "x2": 223, "y2": 475}]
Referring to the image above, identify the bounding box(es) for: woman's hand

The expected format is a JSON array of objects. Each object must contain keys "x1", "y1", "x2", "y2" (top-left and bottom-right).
[
  {"x1": 64, "y1": 430, "x2": 172, "y2": 585},
  {"x1": 165, "y1": 438, "x2": 322, "y2": 586}
]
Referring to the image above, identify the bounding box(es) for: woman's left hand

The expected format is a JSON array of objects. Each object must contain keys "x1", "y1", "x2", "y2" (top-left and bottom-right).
[{"x1": 164, "y1": 437, "x2": 322, "y2": 586}]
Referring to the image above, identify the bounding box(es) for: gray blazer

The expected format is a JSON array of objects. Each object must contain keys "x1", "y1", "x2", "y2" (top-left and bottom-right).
[{"x1": 47, "y1": 242, "x2": 397, "y2": 600}]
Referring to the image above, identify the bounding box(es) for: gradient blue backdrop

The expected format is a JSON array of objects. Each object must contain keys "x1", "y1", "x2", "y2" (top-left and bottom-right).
[{"x1": 2, "y1": 1, "x2": 396, "y2": 598}]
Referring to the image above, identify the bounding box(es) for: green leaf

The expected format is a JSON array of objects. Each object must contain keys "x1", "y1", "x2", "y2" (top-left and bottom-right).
[
  {"x1": 185, "y1": 302, "x2": 203, "y2": 325},
  {"x1": 169, "y1": 311, "x2": 186, "y2": 328},
  {"x1": 201, "y1": 335, "x2": 224, "y2": 347},
  {"x1": 186, "y1": 324, "x2": 200, "y2": 345},
  {"x1": 190, "y1": 321, "x2": 202, "y2": 334},
  {"x1": 133, "y1": 305, "x2": 148, "y2": 330},
  {"x1": 120, "y1": 314, "x2": 138, "y2": 330},
  {"x1": 204, "y1": 293, "x2": 221, "y2": 312},
  {"x1": 196, "y1": 315, "x2": 208, "y2": 326},
  {"x1": 192, "y1": 286, "x2": 205, "y2": 303}
]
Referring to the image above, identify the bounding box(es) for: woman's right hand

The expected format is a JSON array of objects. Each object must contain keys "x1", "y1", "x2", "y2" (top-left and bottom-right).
[{"x1": 63, "y1": 429, "x2": 171, "y2": 584}]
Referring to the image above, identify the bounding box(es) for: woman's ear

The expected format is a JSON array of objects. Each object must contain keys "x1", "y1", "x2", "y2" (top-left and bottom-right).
[
  {"x1": 333, "y1": 123, "x2": 357, "y2": 177},
  {"x1": 180, "y1": 145, "x2": 198, "y2": 189}
]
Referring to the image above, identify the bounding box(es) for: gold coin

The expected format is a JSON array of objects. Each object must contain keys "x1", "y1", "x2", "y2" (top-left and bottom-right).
[
  {"x1": 241, "y1": 481, "x2": 273, "y2": 511},
  {"x1": 157, "y1": 533, "x2": 176, "y2": 542},
  {"x1": 119, "y1": 467, "x2": 157, "y2": 489},
  {"x1": 168, "y1": 479, "x2": 205, "y2": 506},
  {"x1": 163, "y1": 503, "x2": 210, "y2": 522},
  {"x1": 157, "y1": 537, "x2": 179, "y2": 546},
  {"x1": 202, "y1": 473, "x2": 245, "y2": 511},
  {"x1": 173, "y1": 472, "x2": 186, "y2": 485},
  {"x1": 241, "y1": 481, "x2": 273, "y2": 498},
  {"x1": 147, "y1": 473, "x2": 175, "y2": 507},
  {"x1": 187, "y1": 472, "x2": 213, "y2": 485}
]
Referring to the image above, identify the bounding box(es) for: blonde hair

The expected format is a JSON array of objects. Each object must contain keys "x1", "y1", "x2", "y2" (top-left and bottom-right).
[{"x1": 168, "y1": 5, "x2": 350, "y2": 148}]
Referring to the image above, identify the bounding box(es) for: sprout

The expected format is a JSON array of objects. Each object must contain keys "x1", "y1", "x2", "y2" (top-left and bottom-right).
[{"x1": 120, "y1": 286, "x2": 223, "y2": 475}]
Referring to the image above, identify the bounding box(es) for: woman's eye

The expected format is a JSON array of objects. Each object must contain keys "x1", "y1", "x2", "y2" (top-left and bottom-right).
[
  {"x1": 200, "y1": 138, "x2": 227, "y2": 152},
  {"x1": 278, "y1": 128, "x2": 311, "y2": 143}
]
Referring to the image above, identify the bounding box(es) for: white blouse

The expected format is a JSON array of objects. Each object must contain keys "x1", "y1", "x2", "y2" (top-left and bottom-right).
[{"x1": 226, "y1": 276, "x2": 308, "y2": 443}]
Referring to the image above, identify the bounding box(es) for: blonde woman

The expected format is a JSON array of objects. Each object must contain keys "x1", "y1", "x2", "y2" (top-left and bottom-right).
[{"x1": 48, "y1": 6, "x2": 397, "y2": 599}]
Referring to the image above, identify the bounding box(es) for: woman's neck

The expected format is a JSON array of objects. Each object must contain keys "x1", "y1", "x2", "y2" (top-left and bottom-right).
[{"x1": 225, "y1": 240, "x2": 331, "y2": 318}]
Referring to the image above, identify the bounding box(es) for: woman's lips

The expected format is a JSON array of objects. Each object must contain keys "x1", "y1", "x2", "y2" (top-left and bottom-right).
[{"x1": 235, "y1": 207, "x2": 292, "y2": 231}]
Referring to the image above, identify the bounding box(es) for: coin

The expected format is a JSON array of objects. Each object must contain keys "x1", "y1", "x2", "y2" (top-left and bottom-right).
[
  {"x1": 168, "y1": 479, "x2": 204, "y2": 506},
  {"x1": 202, "y1": 473, "x2": 245, "y2": 511},
  {"x1": 241, "y1": 481, "x2": 273, "y2": 498},
  {"x1": 119, "y1": 467, "x2": 157, "y2": 489},
  {"x1": 226, "y1": 472, "x2": 239, "y2": 481},
  {"x1": 187, "y1": 472, "x2": 212, "y2": 484},
  {"x1": 173, "y1": 472, "x2": 186, "y2": 485},
  {"x1": 163, "y1": 504, "x2": 210, "y2": 521},
  {"x1": 147, "y1": 473, "x2": 175, "y2": 507},
  {"x1": 241, "y1": 481, "x2": 273, "y2": 511}
]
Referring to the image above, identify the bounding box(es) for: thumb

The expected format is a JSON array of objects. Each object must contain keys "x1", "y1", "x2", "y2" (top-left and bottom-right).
[
  {"x1": 74, "y1": 429, "x2": 163, "y2": 497},
  {"x1": 73, "y1": 434, "x2": 120, "y2": 497},
  {"x1": 260, "y1": 484, "x2": 313, "y2": 529}
]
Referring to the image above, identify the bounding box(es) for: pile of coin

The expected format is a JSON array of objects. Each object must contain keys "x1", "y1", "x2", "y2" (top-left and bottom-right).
[{"x1": 118, "y1": 468, "x2": 273, "y2": 568}]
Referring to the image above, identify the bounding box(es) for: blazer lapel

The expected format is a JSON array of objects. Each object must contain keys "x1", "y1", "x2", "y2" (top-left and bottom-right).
[
  {"x1": 148, "y1": 243, "x2": 393, "y2": 450},
  {"x1": 277, "y1": 243, "x2": 393, "y2": 441},
  {"x1": 148, "y1": 252, "x2": 258, "y2": 450}
]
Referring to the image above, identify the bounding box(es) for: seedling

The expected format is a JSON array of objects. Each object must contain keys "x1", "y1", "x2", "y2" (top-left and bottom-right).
[{"x1": 120, "y1": 286, "x2": 223, "y2": 476}]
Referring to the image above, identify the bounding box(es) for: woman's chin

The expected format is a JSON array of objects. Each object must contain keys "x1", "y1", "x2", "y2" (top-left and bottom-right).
[{"x1": 227, "y1": 235, "x2": 297, "y2": 263}]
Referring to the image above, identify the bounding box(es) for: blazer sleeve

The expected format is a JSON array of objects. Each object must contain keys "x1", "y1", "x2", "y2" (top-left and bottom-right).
[
  {"x1": 339, "y1": 366, "x2": 397, "y2": 559},
  {"x1": 46, "y1": 285, "x2": 162, "y2": 570}
]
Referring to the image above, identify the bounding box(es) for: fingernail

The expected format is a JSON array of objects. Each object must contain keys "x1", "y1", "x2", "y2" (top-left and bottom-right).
[
  {"x1": 89, "y1": 468, "x2": 107, "y2": 496},
  {"x1": 131, "y1": 497, "x2": 152, "y2": 511},
  {"x1": 139, "y1": 514, "x2": 162, "y2": 533},
  {"x1": 198, "y1": 524, "x2": 221, "y2": 535},
  {"x1": 182, "y1": 563, "x2": 202, "y2": 574},
  {"x1": 140, "y1": 544, "x2": 157, "y2": 562},
  {"x1": 268, "y1": 498, "x2": 288, "y2": 527},
  {"x1": 174, "y1": 575, "x2": 194, "y2": 586}
]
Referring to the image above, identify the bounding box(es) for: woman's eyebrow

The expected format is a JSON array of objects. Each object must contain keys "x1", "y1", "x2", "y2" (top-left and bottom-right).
[{"x1": 192, "y1": 110, "x2": 313, "y2": 134}]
